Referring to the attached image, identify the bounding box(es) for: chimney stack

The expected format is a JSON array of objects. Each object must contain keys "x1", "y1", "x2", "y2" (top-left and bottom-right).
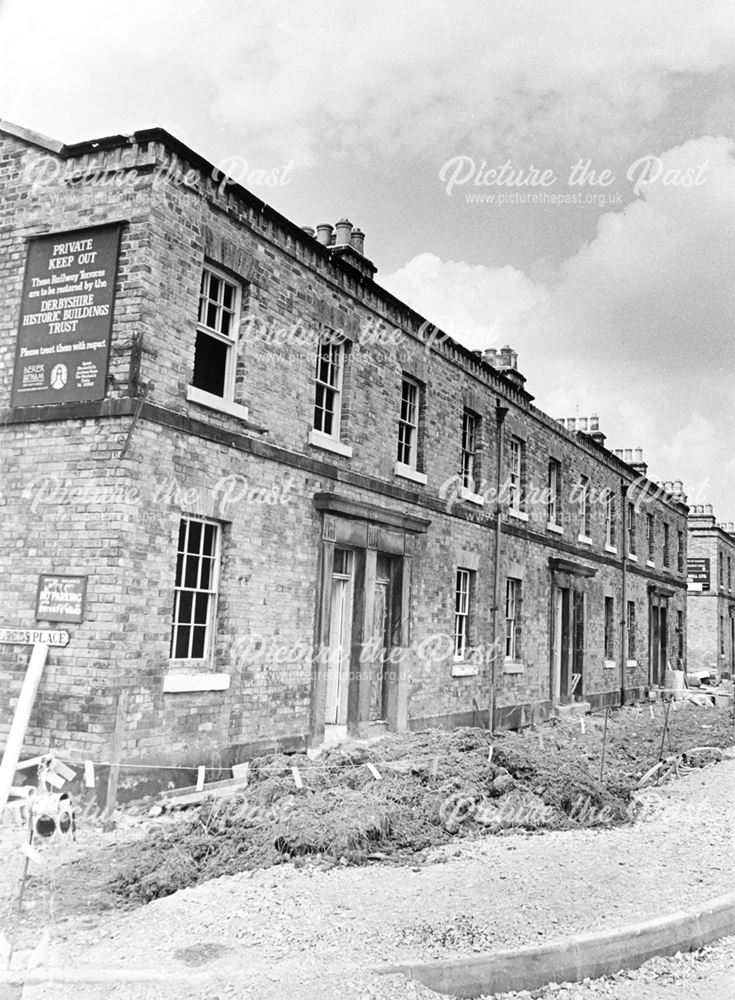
[
  {"x1": 350, "y1": 228, "x2": 365, "y2": 254},
  {"x1": 484, "y1": 345, "x2": 526, "y2": 390}
]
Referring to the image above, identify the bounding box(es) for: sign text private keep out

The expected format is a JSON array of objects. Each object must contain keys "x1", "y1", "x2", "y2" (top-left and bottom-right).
[{"x1": 11, "y1": 223, "x2": 122, "y2": 407}]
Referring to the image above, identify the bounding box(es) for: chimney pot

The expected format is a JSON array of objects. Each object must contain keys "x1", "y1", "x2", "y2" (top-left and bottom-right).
[
  {"x1": 567, "y1": 417, "x2": 576, "y2": 431},
  {"x1": 335, "y1": 218, "x2": 353, "y2": 246},
  {"x1": 301, "y1": 226, "x2": 315, "y2": 237},
  {"x1": 316, "y1": 223, "x2": 334, "y2": 246},
  {"x1": 350, "y1": 227, "x2": 365, "y2": 254},
  {"x1": 590, "y1": 414, "x2": 599, "y2": 431}
]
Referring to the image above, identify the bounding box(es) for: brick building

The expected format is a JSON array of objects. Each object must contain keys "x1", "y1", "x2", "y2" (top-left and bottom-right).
[
  {"x1": 0, "y1": 120, "x2": 689, "y2": 770},
  {"x1": 687, "y1": 505, "x2": 735, "y2": 679}
]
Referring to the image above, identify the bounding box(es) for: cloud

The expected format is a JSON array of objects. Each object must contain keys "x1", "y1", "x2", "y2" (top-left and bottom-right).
[
  {"x1": 380, "y1": 136, "x2": 735, "y2": 514},
  {"x1": 379, "y1": 254, "x2": 546, "y2": 350},
  {"x1": 2, "y1": 0, "x2": 735, "y2": 167}
]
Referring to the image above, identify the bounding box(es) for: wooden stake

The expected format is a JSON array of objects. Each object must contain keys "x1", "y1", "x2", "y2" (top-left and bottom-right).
[
  {"x1": 599, "y1": 707, "x2": 610, "y2": 782},
  {"x1": 656, "y1": 697, "x2": 673, "y2": 785},
  {"x1": 104, "y1": 689, "x2": 129, "y2": 819}
]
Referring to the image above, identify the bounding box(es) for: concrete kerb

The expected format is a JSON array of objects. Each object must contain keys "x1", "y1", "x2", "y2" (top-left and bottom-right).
[{"x1": 373, "y1": 890, "x2": 735, "y2": 998}]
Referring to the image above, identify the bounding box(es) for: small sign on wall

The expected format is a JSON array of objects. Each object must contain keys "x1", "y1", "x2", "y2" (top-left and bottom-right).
[
  {"x1": 687, "y1": 557, "x2": 710, "y2": 592},
  {"x1": 36, "y1": 575, "x2": 87, "y2": 623}
]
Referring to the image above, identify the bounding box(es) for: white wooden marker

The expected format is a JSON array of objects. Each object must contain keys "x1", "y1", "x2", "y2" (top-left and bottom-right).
[
  {"x1": 196, "y1": 766, "x2": 206, "y2": 792},
  {"x1": 292, "y1": 766, "x2": 303, "y2": 789},
  {"x1": 366, "y1": 762, "x2": 382, "y2": 780},
  {"x1": 84, "y1": 760, "x2": 95, "y2": 788}
]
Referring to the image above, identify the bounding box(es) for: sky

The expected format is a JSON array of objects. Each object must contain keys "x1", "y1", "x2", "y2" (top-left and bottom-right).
[{"x1": 1, "y1": 0, "x2": 734, "y2": 514}]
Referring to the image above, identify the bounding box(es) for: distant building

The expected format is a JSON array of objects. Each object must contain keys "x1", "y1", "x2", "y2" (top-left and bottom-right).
[
  {"x1": 0, "y1": 120, "x2": 689, "y2": 774},
  {"x1": 687, "y1": 505, "x2": 735, "y2": 678}
]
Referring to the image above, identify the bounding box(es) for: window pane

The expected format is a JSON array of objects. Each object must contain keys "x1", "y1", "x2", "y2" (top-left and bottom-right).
[
  {"x1": 191, "y1": 626, "x2": 207, "y2": 659},
  {"x1": 174, "y1": 625, "x2": 191, "y2": 659},
  {"x1": 194, "y1": 592, "x2": 210, "y2": 625},
  {"x1": 188, "y1": 520, "x2": 202, "y2": 554},
  {"x1": 203, "y1": 522, "x2": 216, "y2": 556},
  {"x1": 192, "y1": 331, "x2": 228, "y2": 397},
  {"x1": 178, "y1": 590, "x2": 194, "y2": 623}
]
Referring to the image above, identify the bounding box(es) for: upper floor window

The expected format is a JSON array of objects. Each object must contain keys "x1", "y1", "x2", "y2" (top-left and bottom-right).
[
  {"x1": 170, "y1": 517, "x2": 221, "y2": 661},
  {"x1": 663, "y1": 523, "x2": 670, "y2": 567},
  {"x1": 547, "y1": 459, "x2": 561, "y2": 526},
  {"x1": 192, "y1": 266, "x2": 240, "y2": 399},
  {"x1": 627, "y1": 501, "x2": 637, "y2": 556},
  {"x1": 508, "y1": 436, "x2": 525, "y2": 512},
  {"x1": 579, "y1": 475, "x2": 591, "y2": 538},
  {"x1": 313, "y1": 336, "x2": 346, "y2": 439},
  {"x1": 647, "y1": 513, "x2": 655, "y2": 561},
  {"x1": 677, "y1": 530, "x2": 684, "y2": 573},
  {"x1": 397, "y1": 376, "x2": 421, "y2": 470},
  {"x1": 454, "y1": 568, "x2": 473, "y2": 660},
  {"x1": 605, "y1": 490, "x2": 616, "y2": 548},
  {"x1": 719, "y1": 551, "x2": 724, "y2": 588},
  {"x1": 729, "y1": 556, "x2": 732, "y2": 590},
  {"x1": 461, "y1": 410, "x2": 479, "y2": 491}
]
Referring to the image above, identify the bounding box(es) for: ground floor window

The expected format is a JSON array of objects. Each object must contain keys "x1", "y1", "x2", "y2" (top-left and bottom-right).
[
  {"x1": 170, "y1": 517, "x2": 221, "y2": 660},
  {"x1": 505, "y1": 578, "x2": 521, "y2": 661},
  {"x1": 454, "y1": 568, "x2": 472, "y2": 660},
  {"x1": 604, "y1": 596, "x2": 614, "y2": 659},
  {"x1": 626, "y1": 600, "x2": 636, "y2": 660}
]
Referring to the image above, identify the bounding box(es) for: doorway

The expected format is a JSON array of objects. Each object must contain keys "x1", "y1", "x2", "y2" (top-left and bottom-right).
[
  {"x1": 553, "y1": 586, "x2": 585, "y2": 703},
  {"x1": 649, "y1": 602, "x2": 668, "y2": 687},
  {"x1": 366, "y1": 554, "x2": 402, "y2": 722},
  {"x1": 324, "y1": 548, "x2": 354, "y2": 727}
]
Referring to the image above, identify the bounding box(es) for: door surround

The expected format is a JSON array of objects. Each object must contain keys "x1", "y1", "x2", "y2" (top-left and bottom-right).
[{"x1": 311, "y1": 493, "x2": 430, "y2": 743}]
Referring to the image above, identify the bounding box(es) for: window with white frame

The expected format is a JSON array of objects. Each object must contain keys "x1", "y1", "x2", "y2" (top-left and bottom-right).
[
  {"x1": 677, "y1": 530, "x2": 684, "y2": 573},
  {"x1": 627, "y1": 600, "x2": 636, "y2": 659},
  {"x1": 663, "y1": 523, "x2": 670, "y2": 567},
  {"x1": 508, "y1": 436, "x2": 524, "y2": 512},
  {"x1": 397, "y1": 376, "x2": 421, "y2": 469},
  {"x1": 505, "y1": 577, "x2": 521, "y2": 660},
  {"x1": 579, "y1": 475, "x2": 591, "y2": 537},
  {"x1": 547, "y1": 459, "x2": 561, "y2": 525},
  {"x1": 454, "y1": 568, "x2": 472, "y2": 660},
  {"x1": 605, "y1": 489, "x2": 616, "y2": 547},
  {"x1": 647, "y1": 513, "x2": 655, "y2": 560},
  {"x1": 627, "y1": 502, "x2": 637, "y2": 555},
  {"x1": 461, "y1": 410, "x2": 479, "y2": 491},
  {"x1": 191, "y1": 266, "x2": 240, "y2": 399},
  {"x1": 604, "y1": 596, "x2": 615, "y2": 659},
  {"x1": 313, "y1": 335, "x2": 346, "y2": 438},
  {"x1": 170, "y1": 517, "x2": 221, "y2": 660}
]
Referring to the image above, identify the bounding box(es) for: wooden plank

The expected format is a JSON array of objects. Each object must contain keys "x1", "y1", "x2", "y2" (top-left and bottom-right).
[{"x1": 104, "y1": 689, "x2": 129, "y2": 818}]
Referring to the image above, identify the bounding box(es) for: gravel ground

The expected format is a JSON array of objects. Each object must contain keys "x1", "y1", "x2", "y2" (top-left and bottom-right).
[
  {"x1": 492, "y1": 936, "x2": 735, "y2": 999},
  {"x1": 2, "y1": 755, "x2": 733, "y2": 999}
]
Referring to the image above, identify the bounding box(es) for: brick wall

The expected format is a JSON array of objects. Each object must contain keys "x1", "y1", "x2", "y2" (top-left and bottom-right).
[{"x1": 0, "y1": 123, "x2": 691, "y2": 768}]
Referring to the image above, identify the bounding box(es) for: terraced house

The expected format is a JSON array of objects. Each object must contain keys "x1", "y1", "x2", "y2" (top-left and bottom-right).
[{"x1": 0, "y1": 120, "x2": 689, "y2": 771}]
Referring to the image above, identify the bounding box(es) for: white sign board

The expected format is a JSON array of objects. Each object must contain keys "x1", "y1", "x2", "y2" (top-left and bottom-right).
[{"x1": 0, "y1": 627, "x2": 70, "y2": 647}]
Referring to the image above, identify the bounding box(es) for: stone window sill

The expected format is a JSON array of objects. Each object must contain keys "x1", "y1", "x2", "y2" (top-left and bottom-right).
[
  {"x1": 508, "y1": 508, "x2": 528, "y2": 522},
  {"x1": 460, "y1": 486, "x2": 485, "y2": 506},
  {"x1": 577, "y1": 534, "x2": 593, "y2": 546},
  {"x1": 394, "y1": 462, "x2": 427, "y2": 485},
  {"x1": 451, "y1": 661, "x2": 479, "y2": 677},
  {"x1": 307, "y1": 429, "x2": 353, "y2": 458},
  {"x1": 546, "y1": 521, "x2": 563, "y2": 535},
  {"x1": 163, "y1": 672, "x2": 230, "y2": 693},
  {"x1": 187, "y1": 385, "x2": 250, "y2": 421},
  {"x1": 628, "y1": 553, "x2": 638, "y2": 562},
  {"x1": 604, "y1": 659, "x2": 617, "y2": 670},
  {"x1": 605, "y1": 544, "x2": 618, "y2": 554},
  {"x1": 503, "y1": 660, "x2": 525, "y2": 674},
  {"x1": 646, "y1": 559, "x2": 655, "y2": 568}
]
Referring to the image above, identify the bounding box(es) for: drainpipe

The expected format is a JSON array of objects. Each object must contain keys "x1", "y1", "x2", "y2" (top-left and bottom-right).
[
  {"x1": 620, "y1": 480, "x2": 628, "y2": 707},
  {"x1": 490, "y1": 401, "x2": 509, "y2": 733}
]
